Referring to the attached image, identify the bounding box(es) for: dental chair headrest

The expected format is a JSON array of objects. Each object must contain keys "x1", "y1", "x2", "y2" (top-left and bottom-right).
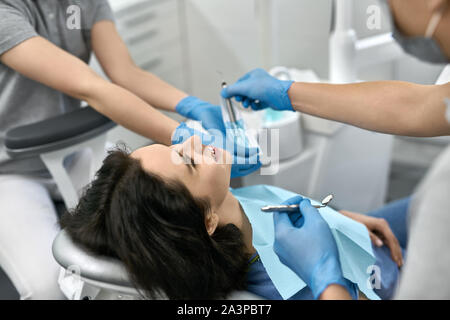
[
  {"x1": 52, "y1": 229, "x2": 263, "y2": 300},
  {"x1": 52, "y1": 229, "x2": 132, "y2": 288}
]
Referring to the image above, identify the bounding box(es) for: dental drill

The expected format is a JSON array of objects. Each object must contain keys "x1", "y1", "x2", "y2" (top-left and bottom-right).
[
  {"x1": 220, "y1": 81, "x2": 259, "y2": 149},
  {"x1": 220, "y1": 82, "x2": 244, "y2": 129}
]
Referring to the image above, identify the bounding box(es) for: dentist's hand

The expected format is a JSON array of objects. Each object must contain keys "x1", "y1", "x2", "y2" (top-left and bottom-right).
[
  {"x1": 273, "y1": 196, "x2": 352, "y2": 299},
  {"x1": 221, "y1": 68, "x2": 295, "y2": 111}
]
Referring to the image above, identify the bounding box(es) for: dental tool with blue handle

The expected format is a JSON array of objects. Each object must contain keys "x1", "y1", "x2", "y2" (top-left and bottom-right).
[{"x1": 261, "y1": 195, "x2": 334, "y2": 212}]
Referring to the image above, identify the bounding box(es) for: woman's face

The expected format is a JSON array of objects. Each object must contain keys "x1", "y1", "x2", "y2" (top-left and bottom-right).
[{"x1": 131, "y1": 136, "x2": 232, "y2": 210}]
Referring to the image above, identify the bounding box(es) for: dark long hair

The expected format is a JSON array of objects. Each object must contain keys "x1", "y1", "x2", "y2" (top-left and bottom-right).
[{"x1": 60, "y1": 148, "x2": 250, "y2": 299}]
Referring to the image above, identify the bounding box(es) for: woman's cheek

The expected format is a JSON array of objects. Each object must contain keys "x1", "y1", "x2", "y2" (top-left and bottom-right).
[{"x1": 205, "y1": 168, "x2": 229, "y2": 203}]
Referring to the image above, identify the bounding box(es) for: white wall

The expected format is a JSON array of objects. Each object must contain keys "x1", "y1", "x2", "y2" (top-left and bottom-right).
[
  {"x1": 183, "y1": 0, "x2": 335, "y2": 104},
  {"x1": 183, "y1": 0, "x2": 444, "y2": 103},
  {"x1": 182, "y1": 0, "x2": 261, "y2": 104}
]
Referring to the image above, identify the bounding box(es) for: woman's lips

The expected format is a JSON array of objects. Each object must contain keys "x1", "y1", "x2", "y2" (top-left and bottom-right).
[{"x1": 204, "y1": 145, "x2": 226, "y2": 163}]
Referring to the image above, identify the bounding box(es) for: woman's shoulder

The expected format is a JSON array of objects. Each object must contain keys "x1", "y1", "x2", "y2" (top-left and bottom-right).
[{"x1": 246, "y1": 254, "x2": 283, "y2": 300}]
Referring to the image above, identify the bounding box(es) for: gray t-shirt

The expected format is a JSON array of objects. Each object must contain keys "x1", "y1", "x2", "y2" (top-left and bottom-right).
[{"x1": 0, "y1": 0, "x2": 114, "y2": 174}]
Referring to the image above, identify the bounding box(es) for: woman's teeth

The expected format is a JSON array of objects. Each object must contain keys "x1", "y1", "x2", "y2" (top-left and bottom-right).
[{"x1": 209, "y1": 146, "x2": 217, "y2": 161}]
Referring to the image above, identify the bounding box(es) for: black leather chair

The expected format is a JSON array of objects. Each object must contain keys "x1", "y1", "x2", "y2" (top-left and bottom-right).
[{"x1": 6, "y1": 107, "x2": 115, "y2": 209}]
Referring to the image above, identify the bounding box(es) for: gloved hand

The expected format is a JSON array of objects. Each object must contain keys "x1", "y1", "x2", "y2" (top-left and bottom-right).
[
  {"x1": 273, "y1": 196, "x2": 353, "y2": 299},
  {"x1": 221, "y1": 68, "x2": 295, "y2": 111},
  {"x1": 171, "y1": 122, "x2": 213, "y2": 146},
  {"x1": 175, "y1": 97, "x2": 262, "y2": 178},
  {"x1": 175, "y1": 96, "x2": 226, "y2": 133},
  {"x1": 171, "y1": 122, "x2": 261, "y2": 178}
]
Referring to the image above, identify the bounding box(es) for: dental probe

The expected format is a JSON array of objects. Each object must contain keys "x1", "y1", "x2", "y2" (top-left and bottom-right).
[{"x1": 261, "y1": 195, "x2": 333, "y2": 213}]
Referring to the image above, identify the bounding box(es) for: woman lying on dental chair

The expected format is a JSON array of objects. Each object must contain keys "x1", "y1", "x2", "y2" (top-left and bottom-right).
[{"x1": 60, "y1": 129, "x2": 408, "y2": 300}]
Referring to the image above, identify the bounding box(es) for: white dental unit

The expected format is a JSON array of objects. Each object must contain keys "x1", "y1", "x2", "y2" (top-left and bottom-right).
[{"x1": 241, "y1": 0, "x2": 401, "y2": 213}]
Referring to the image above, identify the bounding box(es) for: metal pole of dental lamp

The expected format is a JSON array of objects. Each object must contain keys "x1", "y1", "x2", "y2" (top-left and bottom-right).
[
  {"x1": 329, "y1": 0, "x2": 357, "y2": 84},
  {"x1": 256, "y1": 0, "x2": 277, "y2": 70}
]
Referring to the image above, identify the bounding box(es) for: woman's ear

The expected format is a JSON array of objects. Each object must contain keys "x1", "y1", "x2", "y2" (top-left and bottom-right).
[{"x1": 205, "y1": 212, "x2": 219, "y2": 235}]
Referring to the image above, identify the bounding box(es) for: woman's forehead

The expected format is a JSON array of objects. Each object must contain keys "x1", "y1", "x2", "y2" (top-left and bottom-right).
[{"x1": 131, "y1": 144, "x2": 186, "y2": 179}]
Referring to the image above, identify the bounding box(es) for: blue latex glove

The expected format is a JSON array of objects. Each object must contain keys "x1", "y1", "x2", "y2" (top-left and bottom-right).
[
  {"x1": 175, "y1": 97, "x2": 262, "y2": 178},
  {"x1": 171, "y1": 122, "x2": 213, "y2": 146},
  {"x1": 175, "y1": 96, "x2": 226, "y2": 133},
  {"x1": 221, "y1": 68, "x2": 294, "y2": 111},
  {"x1": 171, "y1": 122, "x2": 261, "y2": 178},
  {"x1": 273, "y1": 196, "x2": 353, "y2": 299}
]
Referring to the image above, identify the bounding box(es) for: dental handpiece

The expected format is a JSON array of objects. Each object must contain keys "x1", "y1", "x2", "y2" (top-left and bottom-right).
[
  {"x1": 261, "y1": 195, "x2": 334, "y2": 213},
  {"x1": 219, "y1": 80, "x2": 262, "y2": 155}
]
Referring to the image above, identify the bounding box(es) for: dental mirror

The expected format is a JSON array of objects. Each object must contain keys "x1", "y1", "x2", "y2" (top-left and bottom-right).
[{"x1": 317, "y1": 194, "x2": 333, "y2": 208}]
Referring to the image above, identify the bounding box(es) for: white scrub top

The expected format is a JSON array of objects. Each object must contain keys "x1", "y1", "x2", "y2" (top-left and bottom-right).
[{"x1": 395, "y1": 65, "x2": 450, "y2": 299}]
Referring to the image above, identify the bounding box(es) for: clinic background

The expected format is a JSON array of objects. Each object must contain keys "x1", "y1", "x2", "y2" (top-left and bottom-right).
[{"x1": 0, "y1": 0, "x2": 448, "y2": 299}]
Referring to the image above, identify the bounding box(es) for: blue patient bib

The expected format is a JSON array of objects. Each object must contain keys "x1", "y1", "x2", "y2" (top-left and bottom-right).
[{"x1": 231, "y1": 185, "x2": 380, "y2": 300}]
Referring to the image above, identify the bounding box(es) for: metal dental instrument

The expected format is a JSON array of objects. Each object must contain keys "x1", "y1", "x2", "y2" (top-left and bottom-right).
[
  {"x1": 218, "y1": 76, "x2": 264, "y2": 163},
  {"x1": 261, "y1": 195, "x2": 334, "y2": 213},
  {"x1": 217, "y1": 71, "x2": 239, "y2": 125}
]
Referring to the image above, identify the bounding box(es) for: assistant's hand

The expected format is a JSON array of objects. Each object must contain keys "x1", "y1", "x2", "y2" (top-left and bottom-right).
[
  {"x1": 221, "y1": 68, "x2": 294, "y2": 111},
  {"x1": 175, "y1": 96, "x2": 226, "y2": 133},
  {"x1": 171, "y1": 122, "x2": 213, "y2": 146},
  {"x1": 339, "y1": 210, "x2": 403, "y2": 268},
  {"x1": 273, "y1": 196, "x2": 352, "y2": 299}
]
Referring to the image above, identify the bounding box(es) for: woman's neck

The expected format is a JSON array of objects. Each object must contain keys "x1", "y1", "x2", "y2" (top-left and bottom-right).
[{"x1": 216, "y1": 191, "x2": 256, "y2": 255}]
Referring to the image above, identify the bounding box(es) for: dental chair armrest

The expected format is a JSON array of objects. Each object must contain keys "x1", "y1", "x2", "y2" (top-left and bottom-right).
[{"x1": 5, "y1": 107, "x2": 116, "y2": 159}]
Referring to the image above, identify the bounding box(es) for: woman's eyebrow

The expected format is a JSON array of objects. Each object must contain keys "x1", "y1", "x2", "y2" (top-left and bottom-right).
[{"x1": 175, "y1": 150, "x2": 195, "y2": 170}]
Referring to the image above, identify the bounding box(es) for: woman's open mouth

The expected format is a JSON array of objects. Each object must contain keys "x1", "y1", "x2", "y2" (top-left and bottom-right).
[{"x1": 208, "y1": 146, "x2": 218, "y2": 162}]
